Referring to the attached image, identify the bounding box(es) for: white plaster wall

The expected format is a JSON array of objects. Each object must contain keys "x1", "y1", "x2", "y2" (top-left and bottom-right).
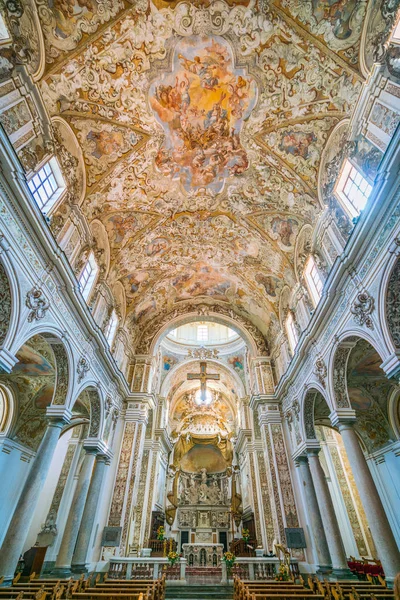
[
  {"x1": 0, "y1": 439, "x2": 34, "y2": 546},
  {"x1": 23, "y1": 429, "x2": 73, "y2": 554}
]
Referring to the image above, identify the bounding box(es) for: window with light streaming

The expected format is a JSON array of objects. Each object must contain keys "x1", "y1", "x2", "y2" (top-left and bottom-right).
[
  {"x1": 286, "y1": 312, "x2": 298, "y2": 354},
  {"x1": 391, "y1": 17, "x2": 400, "y2": 43},
  {"x1": 305, "y1": 255, "x2": 323, "y2": 306},
  {"x1": 79, "y1": 251, "x2": 99, "y2": 301},
  {"x1": 105, "y1": 310, "x2": 118, "y2": 346},
  {"x1": 0, "y1": 13, "x2": 10, "y2": 43},
  {"x1": 27, "y1": 157, "x2": 66, "y2": 213},
  {"x1": 197, "y1": 324, "x2": 208, "y2": 341},
  {"x1": 335, "y1": 159, "x2": 372, "y2": 219}
]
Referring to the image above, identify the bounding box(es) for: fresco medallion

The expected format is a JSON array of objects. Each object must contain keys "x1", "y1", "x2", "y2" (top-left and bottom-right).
[{"x1": 149, "y1": 35, "x2": 257, "y2": 194}]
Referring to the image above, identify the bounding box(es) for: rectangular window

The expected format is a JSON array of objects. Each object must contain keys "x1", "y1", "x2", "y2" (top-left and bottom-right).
[
  {"x1": 335, "y1": 159, "x2": 372, "y2": 219},
  {"x1": 27, "y1": 157, "x2": 66, "y2": 214},
  {"x1": 391, "y1": 18, "x2": 400, "y2": 43},
  {"x1": 197, "y1": 324, "x2": 208, "y2": 341},
  {"x1": 79, "y1": 251, "x2": 99, "y2": 301},
  {"x1": 305, "y1": 255, "x2": 324, "y2": 306},
  {"x1": 286, "y1": 312, "x2": 298, "y2": 354},
  {"x1": 105, "y1": 310, "x2": 118, "y2": 346},
  {"x1": 0, "y1": 14, "x2": 11, "y2": 43}
]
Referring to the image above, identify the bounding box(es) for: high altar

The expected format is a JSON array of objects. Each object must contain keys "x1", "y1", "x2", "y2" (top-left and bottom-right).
[
  {"x1": 164, "y1": 388, "x2": 243, "y2": 563},
  {"x1": 177, "y1": 468, "x2": 229, "y2": 564}
]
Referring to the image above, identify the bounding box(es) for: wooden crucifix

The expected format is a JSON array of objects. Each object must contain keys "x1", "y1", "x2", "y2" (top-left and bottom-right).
[{"x1": 187, "y1": 361, "x2": 220, "y2": 402}]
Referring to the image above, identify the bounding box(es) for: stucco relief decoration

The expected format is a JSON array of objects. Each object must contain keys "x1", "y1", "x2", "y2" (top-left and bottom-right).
[
  {"x1": 333, "y1": 345, "x2": 353, "y2": 408},
  {"x1": 87, "y1": 390, "x2": 101, "y2": 438},
  {"x1": 26, "y1": 287, "x2": 49, "y2": 322},
  {"x1": 303, "y1": 392, "x2": 317, "y2": 440},
  {"x1": 278, "y1": 1, "x2": 367, "y2": 64},
  {"x1": 351, "y1": 290, "x2": 375, "y2": 329},
  {"x1": 0, "y1": 261, "x2": 12, "y2": 345},
  {"x1": 386, "y1": 257, "x2": 400, "y2": 348},
  {"x1": 34, "y1": 0, "x2": 125, "y2": 63},
  {"x1": 77, "y1": 356, "x2": 90, "y2": 383},
  {"x1": 36, "y1": 0, "x2": 364, "y2": 359},
  {"x1": 314, "y1": 357, "x2": 327, "y2": 388}
]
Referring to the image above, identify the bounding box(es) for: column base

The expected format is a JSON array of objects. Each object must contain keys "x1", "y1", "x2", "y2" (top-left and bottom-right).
[
  {"x1": 317, "y1": 565, "x2": 332, "y2": 575},
  {"x1": 330, "y1": 568, "x2": 357, "y2": 580},
  {"x1": 71, "y1": 564, "x2": 88, "y2": 574},
  {"x1": 51, "y1": 567, "x2": 72, "y2": 577}
]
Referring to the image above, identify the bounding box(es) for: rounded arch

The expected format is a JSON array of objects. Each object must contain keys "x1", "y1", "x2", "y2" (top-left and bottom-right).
[
  {"x1": 149, "y1": 311, "x2": 261, "y2": 358},
  {"x1": 301, "y1": 384, "x2": 332, "y2": 441},
  {"x1": 381, "y1": 251, "x2": 400, "y2": 355},
  {"x1": 9, "y1": 325, "x2": 75, "y2": 408},
  {"x1": 90, "y1": 219, "x2": 111, "y2": 279},
  {"x1": 163, "y1": 357, "x2": 246, "y2": 411},
  {"x1": 317, "y1": 118, "x2": 350, "y2": 207},
  {"x1": 0, "y1": 254, "x2": 20, "y2": 353},
  {"x1": 72, "y1": 383, "x2": 104, "y2": 440},
  {"x1": 51, "y1": 116, "x2": 86, "y2": 205},
  {"x1": 0, "y1": 384, "x2": 14, "y2": 437},
  {"x1": 328, "y1": 329, "x2": 389, "y2": 410},
  {"x1": 294, "y1": 224, "x2": 313, "y2": 283},
  {"x1": 388, "y1": 387, "x2": 400, "y2": 440}
]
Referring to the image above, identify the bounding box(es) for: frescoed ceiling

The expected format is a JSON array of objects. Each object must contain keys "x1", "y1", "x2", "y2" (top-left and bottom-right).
[{"x1": 35, "y1": 0, "x2": 370, "y2": 350}]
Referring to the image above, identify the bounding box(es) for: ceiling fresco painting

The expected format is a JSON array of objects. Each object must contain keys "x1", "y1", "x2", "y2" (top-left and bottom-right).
[
  {"x1": 34, "y1": 0, "x2": 375, "y2": 351},
  {"x1": 149, "y1": 35, "x2": 257, "y2": 193}
]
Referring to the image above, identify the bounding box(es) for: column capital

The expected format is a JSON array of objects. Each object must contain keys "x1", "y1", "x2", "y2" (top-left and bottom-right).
[
  {"x1": 82, "y1": 439, "x2": 110, "y2": 456},
  {"x1": 329, "y1": 409, "x2": 357, "y2": 428},
  {"x1": 46, "y1": 406, "x2": 72, "y2": 427},
  {"x1": 257, "y1": 401, "x2": 281, "y2": 425}
]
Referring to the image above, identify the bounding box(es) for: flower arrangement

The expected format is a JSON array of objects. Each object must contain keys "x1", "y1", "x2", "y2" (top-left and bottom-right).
[
  {"x1": 167, "y1": 551, "x2": 180, "y2": 566},
  {"x1": 275, "y1": 563, "x2": 290, "y2": 582},
  {"x1": 157, "y1": 526, "x2": 165, "y2": 540},
  {"x1": 223, "y1": 551, "x2": 236, "y2": 572},
  {"x1": 242, "y1": 528, "x2": 250, "y2": 542}
]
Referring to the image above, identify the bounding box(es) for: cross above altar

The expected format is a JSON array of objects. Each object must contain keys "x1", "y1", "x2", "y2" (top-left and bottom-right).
[{"x1": 187, "y1": 361, "x2": 220, "y2": 402}]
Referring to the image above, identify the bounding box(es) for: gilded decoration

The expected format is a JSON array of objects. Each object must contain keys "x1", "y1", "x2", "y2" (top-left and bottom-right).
[
  {"x1": 0, "y1": 261, "x2": 12, "y2": 345},
  {"x1": 35, "y1": 0, "x2": 365, "y2": 354}
]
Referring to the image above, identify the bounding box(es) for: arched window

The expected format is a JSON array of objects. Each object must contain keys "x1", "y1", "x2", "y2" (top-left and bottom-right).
[
  {"x1": 79, "y1": 251, "x2": 99, "y2": 301},
  {"x1": 197, "y1": 324, "x2": 208, "y2": 341},
  {"x1": 105, "y1": 310, "x2": 118, "y2": 346},
  {"x1": 27, "y1": 157, "x2": 66, "y2": 214},
  {"x1": 304, "y1": 255, "x2": 323, "y2": 306},
  {"x1": 286, "y1": 312, "x2": 298, "y2": 354},
  {"x1": 334, "y1": 159, "x2": 372, "y2": 219}
]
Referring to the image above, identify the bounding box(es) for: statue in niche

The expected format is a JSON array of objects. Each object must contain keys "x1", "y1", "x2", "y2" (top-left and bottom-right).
[
  {"x1": 208, "y1": 479, "x2": 220, "y2": 504},
  {"x1": 189, "y1": 473, "x2": 198, "y2": 504},
  {"x1": 198, "y1": 468, "x2": 209, "y2": 504}
]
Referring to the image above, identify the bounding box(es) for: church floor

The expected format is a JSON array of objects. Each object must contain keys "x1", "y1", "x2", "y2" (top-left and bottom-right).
[{"x1": 165, "y1": 584, "x2": 233, "y2": 600}]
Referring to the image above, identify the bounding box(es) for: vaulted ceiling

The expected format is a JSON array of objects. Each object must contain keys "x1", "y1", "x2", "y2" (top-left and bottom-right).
[{"x1": 37, "y1": 0, "x2": 370, "y2": 350}]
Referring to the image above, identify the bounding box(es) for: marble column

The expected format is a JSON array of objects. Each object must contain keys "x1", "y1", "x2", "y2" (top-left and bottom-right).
[
  {"x1": 71, "y1": 454, "x2": 109, "y2": 572},
  {"x1": 307, "y1": 449, "x2": 354, "y2": 579},
  {"x1": 297, "y1": 456, "x2": 332, "y2": 573},
  {"x1": 0, "y1": 415, "x2": 68, "y2": 583},
  {"x1": 53, "y1": 447, "x2": 97, "y2": 575},
  {"x1": 337, "y1": 422, "x2": 400, "y2": 583}
]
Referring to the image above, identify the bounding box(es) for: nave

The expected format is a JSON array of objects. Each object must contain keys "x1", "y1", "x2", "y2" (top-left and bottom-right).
[{"x1": 0, "y1": 0, "x2": 400, "y2": 594}]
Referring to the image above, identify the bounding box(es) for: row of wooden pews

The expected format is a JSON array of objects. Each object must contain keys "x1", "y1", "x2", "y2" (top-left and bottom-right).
[
  {"x1": 0, "y1": 572, "x2": 166, "y2": 600},
  {"x1": 234, "y1": 576, "x2": 394, "y2": 600},
  {"x1": 234, "y1": 577, "x2": 323, "y2": 600},
  {"x1": 306, "y1": 576, "x2": 393, "y2": 600}
]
